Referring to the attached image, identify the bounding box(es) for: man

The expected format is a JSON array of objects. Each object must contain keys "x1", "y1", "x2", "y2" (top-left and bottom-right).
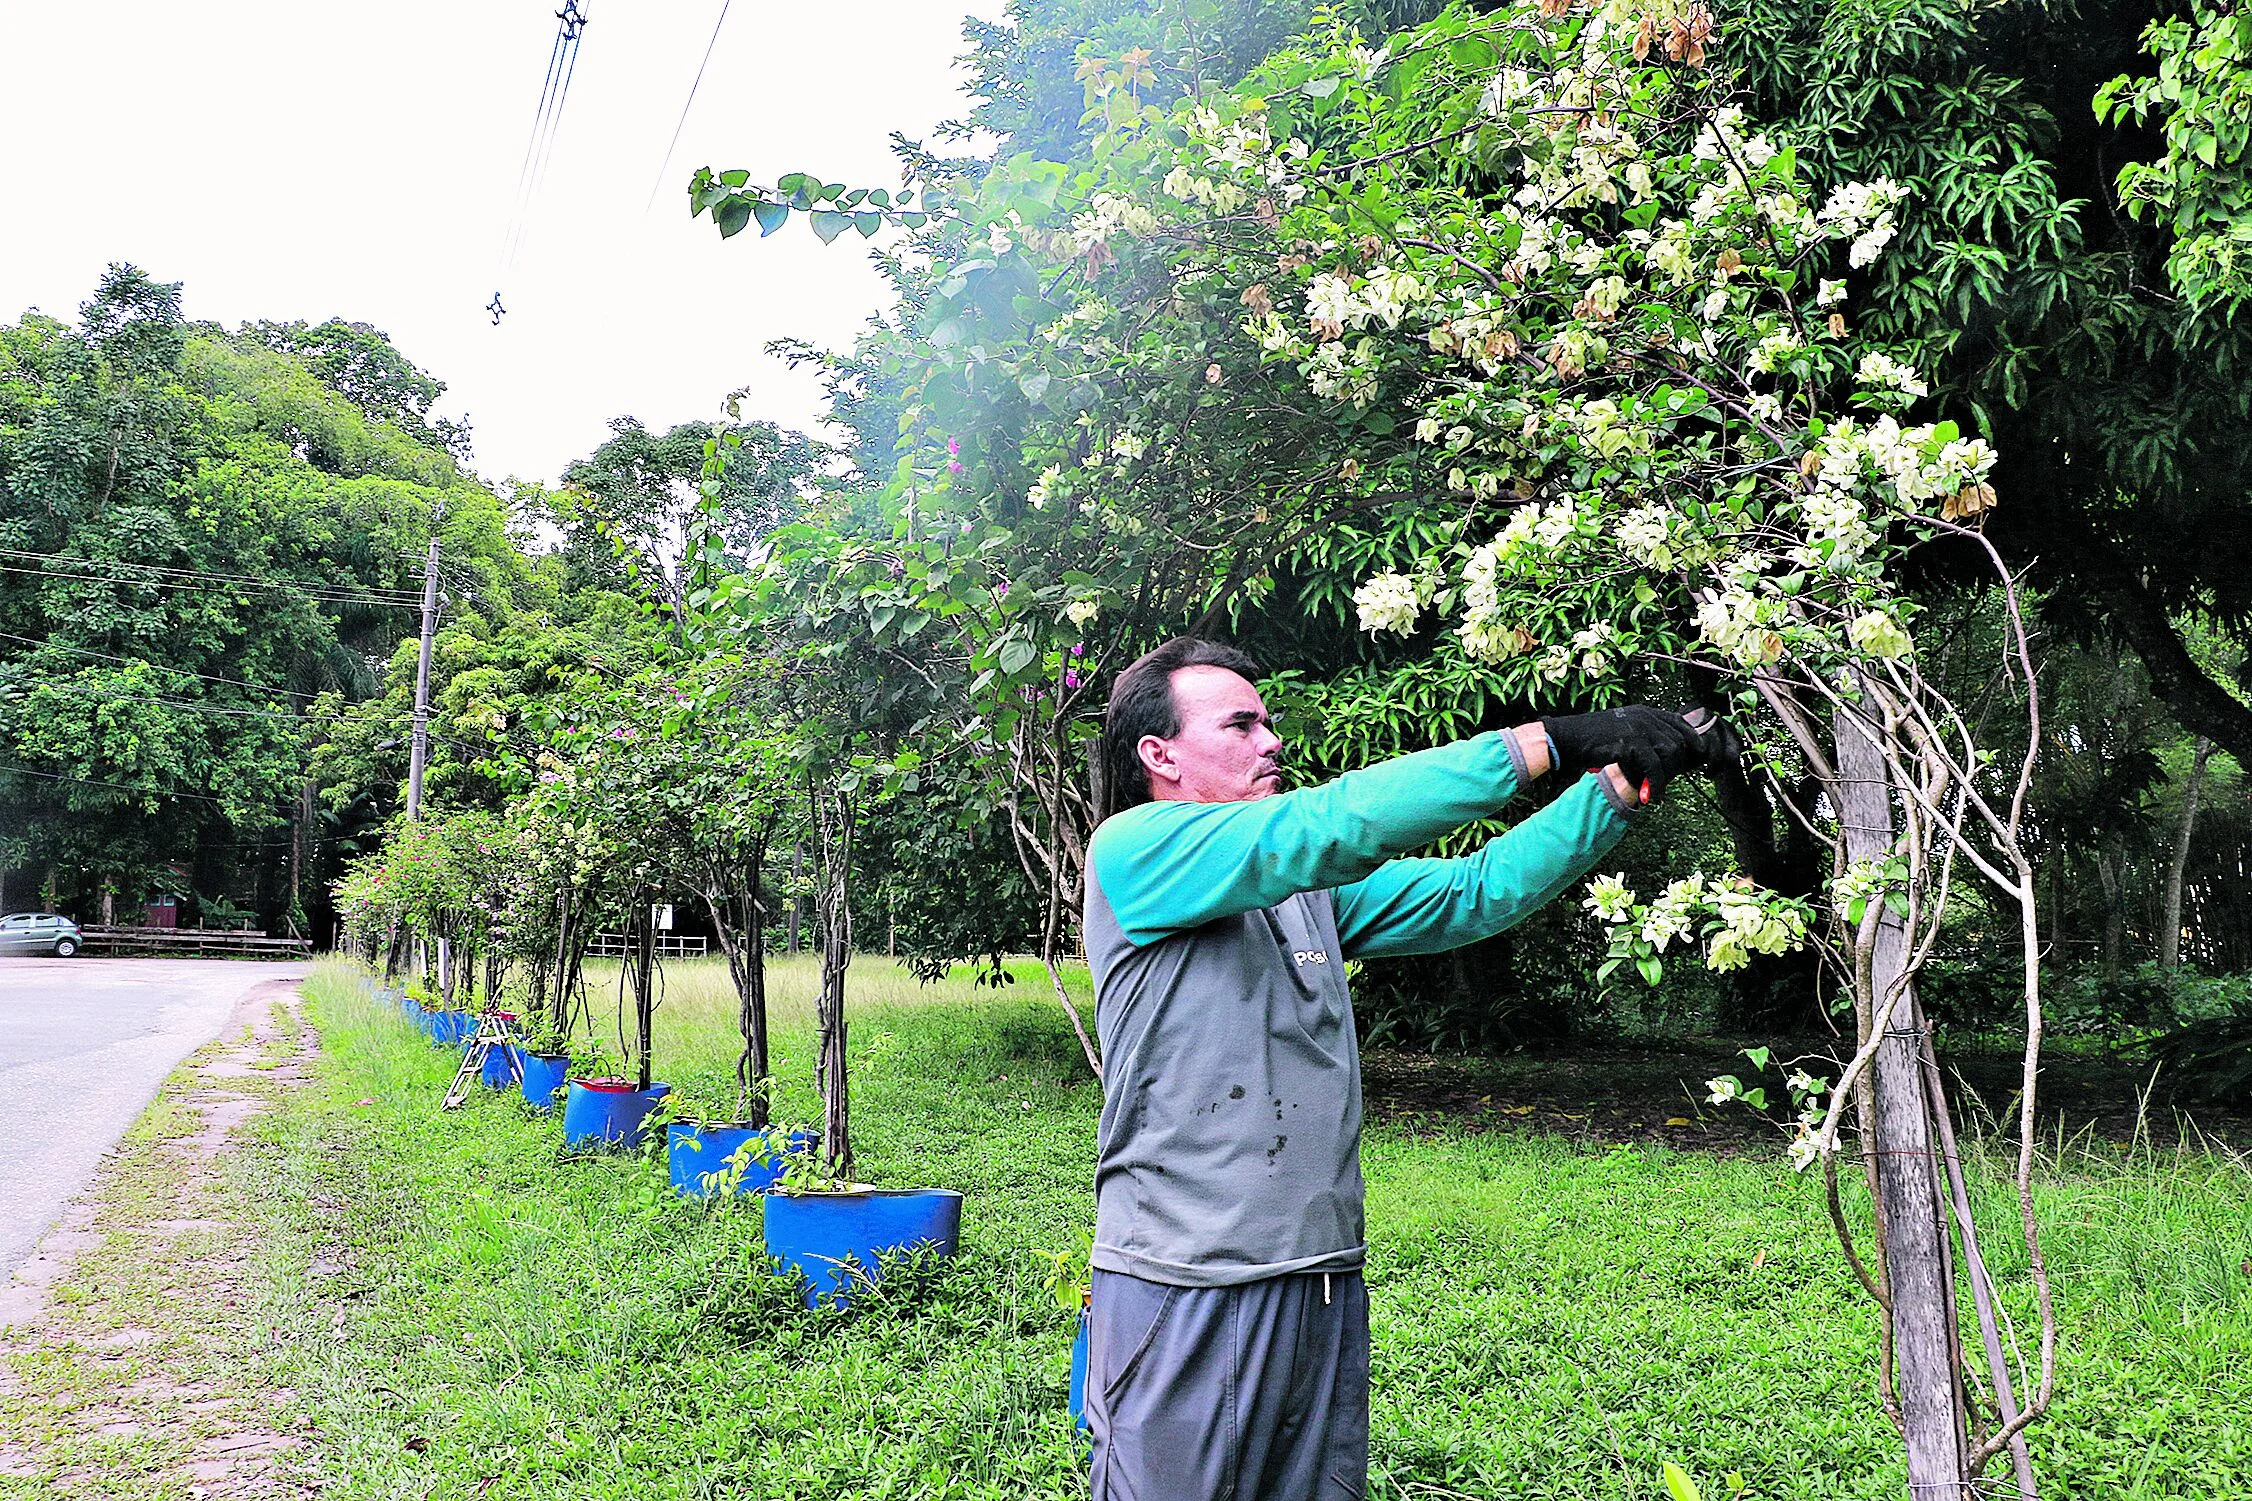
[{"x1": 1081, "y1": 636, "x2": 1713, "y2": 1500}]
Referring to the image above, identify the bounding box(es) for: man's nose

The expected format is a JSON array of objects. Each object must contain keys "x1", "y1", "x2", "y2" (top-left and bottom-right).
[{"x1": 1255, "y1": 724, "x2": 1283, "y2": 758}]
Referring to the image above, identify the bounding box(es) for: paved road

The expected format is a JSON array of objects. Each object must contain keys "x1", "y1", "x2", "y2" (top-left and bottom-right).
[{"x1": 0, "y1": 957, "x2": 307, "y2": 1279}]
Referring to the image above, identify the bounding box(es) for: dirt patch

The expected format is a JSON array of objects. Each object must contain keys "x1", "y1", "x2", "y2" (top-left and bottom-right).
[
  {"x1": 0, "y1": 976, "x2": 326, "y2": 1498},
  {"x1": 1362, "y1": 1038, "x2": 2252, "y2": 1151}
]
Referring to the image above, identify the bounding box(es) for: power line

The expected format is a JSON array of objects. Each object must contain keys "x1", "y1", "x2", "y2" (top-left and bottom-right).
[
  {"x1": 500, "y1": 16, "x2": 572, "y2": 275},
  {"x1": 14, "y1": 683, "x2": 509, "y2": 758},
  {"x1": 0, "y1": 761, "x2": 229, "y2": 803},
  {"x1": 0, "y1": 629, "x2": 303, "y2": 696},
  {"x1": 0, "y1": 559, "x2": 422, "y2": 611},
  {"x1": 0, "y1": 551, "x2": 423, "y2": 603},
  {"x1": 520, "y1": 13, "x2": 589, "y2": 263},
  {"x1": 0, "y1": 547, "x2": 424, "y2": 604},
  {"x1": 499, "y1": 2, "x2": 594, "y2": 280},
  {"x1": 647, "y1": 0, "x2": 732, "y2": 213}
]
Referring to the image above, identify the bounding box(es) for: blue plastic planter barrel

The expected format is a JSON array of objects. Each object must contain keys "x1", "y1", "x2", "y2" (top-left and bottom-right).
[
  {"x1": 666, "y1": 1123, "x2": 817, "y2": 1197},
  {"x1": 762, "y1": 1187, "x2": 964, "y2": 1306},
  {"x1": 1069, "y1": 1298, "x2": 1091, "y2": 1431},
  {"x1": 561, "y1": 1078, "x2": 670, "y2": 1149},
  {"x1": 427, "y1": 1011, "x2": 473, "y2": 1048},
  {"x1": 478, "y1": 1041, "x2": 522, "y2": 1089},
  {"x1": 518, "y1": 1053, "x2": 570, "y2": 1111}
]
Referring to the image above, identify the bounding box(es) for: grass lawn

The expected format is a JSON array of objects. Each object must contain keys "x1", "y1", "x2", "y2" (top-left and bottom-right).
[{"x1": 229, "y1": 958, "x2": 2251, "y2": 1499}]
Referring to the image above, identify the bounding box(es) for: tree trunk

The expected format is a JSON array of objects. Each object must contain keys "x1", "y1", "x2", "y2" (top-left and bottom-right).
[
  {"x1": 550, "y1": 886, "x2": 575, "y2": 1039},
  {"x1": 743, "y1": 882, "x2": 769, "y2": 1127},
  {"x1": 2159, "y1": 737, "x2": 2214, "y2": 970},
  {"x1": 1709, "y1": 760, "x2": 1829, "y2": 1031},
  {"x1": 2093, "y1": 846, "x2": 2125, "y2": 981},
  {"x1": 702, "y1": 843, "x2": 772, "y2": 1128},
  {"x1": 1836, "y1": 689, "x2": 1971, "y2": 1493},
  {"x1": 632, "y1": 906, "x2": 657, "y2": 1093},
  {"x1": 287, "y1": 778, "x2": 305, "y2": 938},
  {"x1": 812, "y1": 788, "x2": 854, "y2": 1176},
  {"x1": 2043, "y1": 848, "x2": 2063, "y2": 969},
  {"x1": 788, "y1": 843, "x2": 804, "y2": 955}
]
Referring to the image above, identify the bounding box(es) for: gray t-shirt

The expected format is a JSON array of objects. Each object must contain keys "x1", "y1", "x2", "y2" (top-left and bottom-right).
[{"x1": 1085, "y1": 875, "x2": 1363, "y2": 1286}]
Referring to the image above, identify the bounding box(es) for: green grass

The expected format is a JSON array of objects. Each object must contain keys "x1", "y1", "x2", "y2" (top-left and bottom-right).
[{"x1": 228, "y1": 959, "x2": 2252, "y2": 1499}]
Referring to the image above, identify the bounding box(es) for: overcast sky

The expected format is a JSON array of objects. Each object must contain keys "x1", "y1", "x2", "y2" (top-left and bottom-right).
[{"x1": 1, "y1": 1, "x2": 1001, "y2": 486}]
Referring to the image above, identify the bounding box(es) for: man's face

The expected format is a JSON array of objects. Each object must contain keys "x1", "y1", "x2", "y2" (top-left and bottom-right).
[{"x1": 1139, "y1": 665, "x2": 1284, "y2": 803}]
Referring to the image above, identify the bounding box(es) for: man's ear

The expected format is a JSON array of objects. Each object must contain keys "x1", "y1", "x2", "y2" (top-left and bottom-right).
[{"x1": 1137, "y1": 733, "x2": 1181, "y2": 792}]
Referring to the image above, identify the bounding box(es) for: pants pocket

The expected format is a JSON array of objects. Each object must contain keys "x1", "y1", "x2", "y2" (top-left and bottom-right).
[{"x1": 1095, "y1": 1273, "x2": 1180, "y2": 1402}]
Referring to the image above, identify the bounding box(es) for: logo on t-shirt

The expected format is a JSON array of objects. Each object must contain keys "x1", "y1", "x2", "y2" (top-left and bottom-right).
[{"x1": 1292, "y1": 949, "x2": 1329, "y2": 968}]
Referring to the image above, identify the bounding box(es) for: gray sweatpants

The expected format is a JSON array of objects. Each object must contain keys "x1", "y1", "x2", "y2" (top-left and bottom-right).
[{"x1": 1086, "y1": 1267, "x2": 1369, "y2": 1500}]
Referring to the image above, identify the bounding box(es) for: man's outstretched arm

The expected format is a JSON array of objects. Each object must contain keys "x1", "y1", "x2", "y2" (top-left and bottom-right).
[
  {"x1": 1091, "y1": 727, "x2": 1635, "y2": 946},
  {"x1": 1330, "y1": 773, "x2": 1633, "y2": 958}
]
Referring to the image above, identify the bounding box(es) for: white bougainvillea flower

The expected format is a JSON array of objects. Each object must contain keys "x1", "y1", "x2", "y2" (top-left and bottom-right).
[
  {"x1": 1856, "y1": 351, "x2": 1929, "y2": 398},
  {"x1": 1848, "y1": 610, "x2": 1914, "y2": 659},
  {"x1": 1583, "y1": 872, "x2": 1636, "y2": 921},
  {"x1": 1352, "y1": 572, "x2": 1422, "y2": 635}
]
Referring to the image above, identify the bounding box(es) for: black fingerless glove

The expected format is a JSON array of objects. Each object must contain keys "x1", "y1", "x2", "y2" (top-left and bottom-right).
[{"x1": 1542, "y1": 705, "x2": 1711, "y2": 800}]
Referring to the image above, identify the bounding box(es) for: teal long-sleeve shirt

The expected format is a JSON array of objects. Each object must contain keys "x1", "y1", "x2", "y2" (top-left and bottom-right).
[
  {"x1": 1090, "y1": 729, "x2": 1639, "y2": 956},
  {"x1": 1082, "y1": 730, "x2": 1637, "y2": 1286}
]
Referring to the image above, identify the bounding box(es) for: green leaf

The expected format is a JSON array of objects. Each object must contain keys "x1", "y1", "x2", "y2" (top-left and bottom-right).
[
  {"x1": 1303, "y1": 75, "x2": 1341, "y2": 99},
  {"x1": 1742, "y1": 1046, "x2": 1772, "y2": 1072},
  {"x1": 808, "y1": 210, "x2": 852, "y2": 244},
  {"x1": 1637, "y1": 956, "x2": 1664, "y2": 986},
  {"x1": 1663, "y1": 1462, "x2": 1704, "y2": 1501},
  {"x1": 753, "y1": 201, "x2": 791, "y2": 236},
  {"x1": 1448, "y1": 35, "x2": 1497, "y2": 70},
  {"x1": 719, "y1": 168, "x2": 750, "y2": 189},
  {"x1": 713, "y1": 200, "x2": 753, "y2": 238},
  {"x1": 997, "y1": 638, "x2": 1037, "y2": 676}
]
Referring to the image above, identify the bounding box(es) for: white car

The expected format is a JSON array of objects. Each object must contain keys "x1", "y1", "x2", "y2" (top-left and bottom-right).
[{"x1": 0, "y1": 912, "x2": 83, "y2": 957}]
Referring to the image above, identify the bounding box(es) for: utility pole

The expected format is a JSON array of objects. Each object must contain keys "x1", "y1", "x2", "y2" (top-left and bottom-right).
[{"x1": 406, "y1": 541, "x2": 440, "y2": 821}]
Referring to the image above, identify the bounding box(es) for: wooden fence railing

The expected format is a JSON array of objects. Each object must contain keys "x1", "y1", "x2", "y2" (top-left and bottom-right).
[
  {"x1": 80, "y1": 925, "x2": 312, "y2": 957},
  {"x1": 584, "y1": 932, "x2": 709, "y2": 958}
]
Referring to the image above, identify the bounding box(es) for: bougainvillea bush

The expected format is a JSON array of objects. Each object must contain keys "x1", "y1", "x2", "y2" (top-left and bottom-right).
[{"x1": 696, "y1": 2, "x2": 2053, "y2": 1490}]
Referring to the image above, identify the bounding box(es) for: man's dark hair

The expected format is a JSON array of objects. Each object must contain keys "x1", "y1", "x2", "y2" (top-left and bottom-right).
[{"x1": 1102, "y1": 637, "x2": 1261, "y2": 817}]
